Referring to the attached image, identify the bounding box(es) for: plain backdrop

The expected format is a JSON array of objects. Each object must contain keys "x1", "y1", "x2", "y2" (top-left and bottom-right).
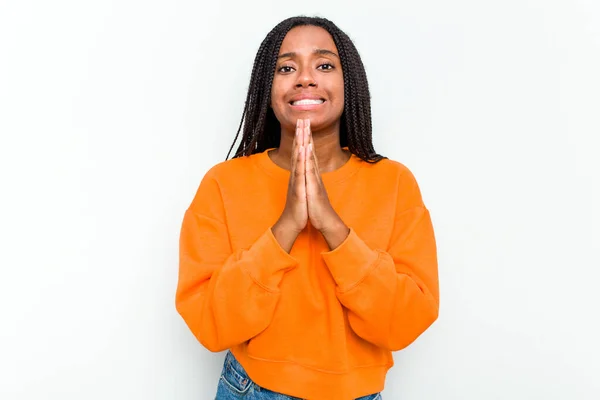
[{"x1": 1, "y1": 0, "x2": 599, "y2": 399}]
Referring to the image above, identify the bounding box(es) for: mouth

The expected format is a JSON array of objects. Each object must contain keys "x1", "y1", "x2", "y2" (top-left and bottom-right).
[
  {"x1": 289, "y1": 98, "x2": 326, "y2": 111},
  {"x1": 290, "y1": 99, "x2": 325, "y2": 106}
]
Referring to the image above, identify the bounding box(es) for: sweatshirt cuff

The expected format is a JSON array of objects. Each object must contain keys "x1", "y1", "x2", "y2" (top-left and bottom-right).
[
  {"x1": 242, "y1": 228, "x2": 299, "y2": 292},
  {"x1": 321, "y1": 228, "x2": 379, "y2": 292}
]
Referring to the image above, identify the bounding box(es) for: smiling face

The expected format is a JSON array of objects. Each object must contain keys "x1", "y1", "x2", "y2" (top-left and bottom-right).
[{"x1": 270, "y1": 25, "x2": 345, "y2": 133}]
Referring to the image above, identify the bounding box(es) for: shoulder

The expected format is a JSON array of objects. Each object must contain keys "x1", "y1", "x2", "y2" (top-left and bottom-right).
[
  {"x1": 360, "y1": 156, "x2": 419, "y2": 186},
  {"x1": 190, "y1": 154, "x2": 260, "y2": 200},
  {"x1": 202, "y1": 153, "x2": 260, "y2": 183},
  {"x1": 187, "y1": 154, "x2": 261, "y2": 213},
  {"x1": 359, "y1": 156, "x2": 426, "y2": 209}
]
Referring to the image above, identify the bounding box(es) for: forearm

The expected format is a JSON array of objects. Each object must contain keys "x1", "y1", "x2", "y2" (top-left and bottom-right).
[
  {"x1": 178, "y1": 257, "x2": 284, "y2": 352},
  {"x1": 337, "y1": 255, "x2": 439, "y2": 351},
  {"x1": 178, "y1": 210, "x2": 299, "y2": 352},
  {"x1": 321, "y1": 209, "x2": 439, "y2": 350}
]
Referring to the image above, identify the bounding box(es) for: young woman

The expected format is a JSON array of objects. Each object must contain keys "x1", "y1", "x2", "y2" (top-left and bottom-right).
[{"x1": 176, "y1": 16, "x2": 439, "y2": 400}]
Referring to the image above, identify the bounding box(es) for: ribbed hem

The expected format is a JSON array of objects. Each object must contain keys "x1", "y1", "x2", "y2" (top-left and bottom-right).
[
  {"x1": 321, "y1": 228, "x2": 379, "y2": 292},
  {"x1": 231, "y1": 346, "x2": 389, "y2": 400}
]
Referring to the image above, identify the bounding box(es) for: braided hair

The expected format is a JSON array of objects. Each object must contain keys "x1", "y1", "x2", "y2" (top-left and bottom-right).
[{"x1": 226, "y1": 16, "x2": 385, "y2": 163}]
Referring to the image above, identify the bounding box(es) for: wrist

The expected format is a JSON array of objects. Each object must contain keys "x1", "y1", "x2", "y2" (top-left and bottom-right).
[
  {"x1": 317, "y1": 211, "x2": 344, "y2": 234},
  {"x1": 274, "y1": 215, "x2": 303, "y2": 235},
  {"x1": 319, "y1": 217, "x2": 350, "y2": 250},
  {"x1": 272, "y1": 217, "x2": 302, "y2": 253}
]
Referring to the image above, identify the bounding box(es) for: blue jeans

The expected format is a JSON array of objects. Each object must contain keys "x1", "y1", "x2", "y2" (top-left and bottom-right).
[{"x1": 216, "y1": 351, "x2": 382, "y2": 400}]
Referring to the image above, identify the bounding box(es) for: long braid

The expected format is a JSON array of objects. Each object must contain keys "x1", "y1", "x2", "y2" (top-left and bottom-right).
[
  {"x1": 226, "y1": 16, "x2": 385, "y2": 163},
  {"x1": 334, "y1": 28, "x2": 381, "y2": 163}
]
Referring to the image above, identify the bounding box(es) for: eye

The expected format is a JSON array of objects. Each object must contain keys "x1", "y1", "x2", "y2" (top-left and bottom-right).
[
  {"x1": 317, "y1": 63, "x2": 335, "y2": 71},
  {"x1": 278, "y1": 65, "x2": 295, "y2": 74}
]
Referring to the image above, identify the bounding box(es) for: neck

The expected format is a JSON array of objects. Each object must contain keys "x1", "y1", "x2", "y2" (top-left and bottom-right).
[{"x1": 271, "y1": 122, "x2": 350, "y2": 173}]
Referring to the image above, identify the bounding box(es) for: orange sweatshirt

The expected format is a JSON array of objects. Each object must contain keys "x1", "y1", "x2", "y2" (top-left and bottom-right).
[{"x1": 176, "y1": 149, "x2": 439, "y2": 400}]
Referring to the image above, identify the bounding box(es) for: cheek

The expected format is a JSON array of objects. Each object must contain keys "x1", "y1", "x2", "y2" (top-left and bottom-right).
[
  {"x1": 270, "y1": 91, "x2": 288, "y2": 116},
  {"x1": 328, "y1": 77, "x2": 344, "y2": 103},
  {"x1": 334, "y1": 82, "x2": 345, "y2": 112},
  {"x1": 337, "y1": 78, "x2": 345, "y2": 101},
  {"x1": 269, "y1": 82, "x2": 288, "y2": 123},
  {"x1": 270, "y1": 78, "x2": 286, "y2": 101}
]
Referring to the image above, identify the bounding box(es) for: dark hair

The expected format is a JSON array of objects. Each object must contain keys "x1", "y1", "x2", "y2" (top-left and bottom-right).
[{"x1": 226, "y1": 16, "x2": 385, "y2": 163}]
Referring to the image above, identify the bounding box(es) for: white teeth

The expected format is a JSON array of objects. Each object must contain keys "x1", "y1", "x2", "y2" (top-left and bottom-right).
[{"x1": 292, "y1": 99, "x2": 324, "y2": 106}]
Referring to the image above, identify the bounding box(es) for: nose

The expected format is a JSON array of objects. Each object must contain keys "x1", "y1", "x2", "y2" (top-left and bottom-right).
[{"x1": 295, "y1": 67, "x2": 317, "y2": 88}]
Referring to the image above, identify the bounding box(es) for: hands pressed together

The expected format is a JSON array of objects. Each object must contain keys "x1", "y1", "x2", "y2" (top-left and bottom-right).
[{"x1": 272, "y1": 119, "x2": 350, "y2": 253}]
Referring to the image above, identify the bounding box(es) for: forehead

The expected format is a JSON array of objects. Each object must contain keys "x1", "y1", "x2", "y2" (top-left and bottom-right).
[{"x1": 278, "y1": 25, "x2": 338, "y2": 54}]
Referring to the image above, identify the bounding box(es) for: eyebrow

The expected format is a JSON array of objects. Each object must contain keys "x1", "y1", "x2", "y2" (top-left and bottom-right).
[{"x1": 277, "y1": 49, "x2": 339, "y2": 60}]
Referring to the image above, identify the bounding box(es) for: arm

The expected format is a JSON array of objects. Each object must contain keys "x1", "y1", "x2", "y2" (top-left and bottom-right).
[
  {"x1": 304, "y1": 123, "x2": 439, "y2": 351},
  {"x1": 176, "y1": 175, "x2": 298, "y2": 352},
  {"x1": 320, "y1": 166, "x2": 439, "y2": 351},
  {"x1": 321, "y1": 206, "x2": 439, "y2": 351}
]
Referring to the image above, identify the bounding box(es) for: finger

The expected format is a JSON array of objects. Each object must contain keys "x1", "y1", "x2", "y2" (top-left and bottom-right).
[
  {"x1": 299, "y1": 144, "x2": 306, "y2": 196},
  {"x1": 306, "y1": 143, "x2": 321, "y2": 199},
  {"x1": 304, "y1": 119, "x2": 310, "y2": 149},
  {"x1": 296, "y1": 145, "x2": 306, "y2": 196},
  {"x1": 289, "y1": 145, "x2": 299, "y2": 191},
  {"x1": 306, "y1": 133, "x2": 321, "y2": 179},
  {"x1": 291, "y1": 120, "x2": 301, "y2": 170},
  {"x1": 292, "y1": 119, "x2": 299, "y2": 148},
  {"x1": 305, "y1": 142, "x2": 315, "y2": 178},
  {"x1": 307, "y1": 127, "x2": 317, "y2": 164},
  {"x1": 306, "y1": 144, "x2": 325, "y2": 200},
  {"x1": 297, "y1": 119, "x2": 304, "y2": 147}
]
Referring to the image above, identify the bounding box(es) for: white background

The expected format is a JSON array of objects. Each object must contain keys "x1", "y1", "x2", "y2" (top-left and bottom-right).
[{"x1": 1, "y1": 0, "x2": 599, "y2": 399}]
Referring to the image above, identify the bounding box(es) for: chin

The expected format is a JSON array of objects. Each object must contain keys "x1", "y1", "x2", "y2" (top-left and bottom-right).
[
  {"x1": 284, "y1": 114, "x2": 335, "y2": 129},
  {"x1": 309, "y1": 117, "x2": 340, "y2": 131}
]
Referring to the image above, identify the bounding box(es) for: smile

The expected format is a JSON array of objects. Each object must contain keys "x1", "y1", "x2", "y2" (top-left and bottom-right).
[{"x1": 290, "y1": 99, "x2": 324, "y2": 106}]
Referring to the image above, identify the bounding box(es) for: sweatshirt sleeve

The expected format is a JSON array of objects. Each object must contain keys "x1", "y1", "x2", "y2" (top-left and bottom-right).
[
  {"x1": 321, "y1": 170, "x2": 439, "y2": 351},
  {"x1": 176, "y1": 172, "x2": 298, "y2": 352}
]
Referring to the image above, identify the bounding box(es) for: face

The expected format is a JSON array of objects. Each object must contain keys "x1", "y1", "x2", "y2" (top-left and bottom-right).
[{"x1": 270, "y1": 25, "x2": 345, "y2": 133}]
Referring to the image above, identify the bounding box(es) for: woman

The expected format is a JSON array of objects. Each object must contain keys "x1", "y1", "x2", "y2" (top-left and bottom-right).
[{"x1": 176, "y1": 16, "x2": 439, "y2": 400}]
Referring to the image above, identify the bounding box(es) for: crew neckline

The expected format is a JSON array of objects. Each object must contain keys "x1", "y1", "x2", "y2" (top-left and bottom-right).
[{"x1": 255, "y1": 147, "x2": 363, "y2": 185}]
